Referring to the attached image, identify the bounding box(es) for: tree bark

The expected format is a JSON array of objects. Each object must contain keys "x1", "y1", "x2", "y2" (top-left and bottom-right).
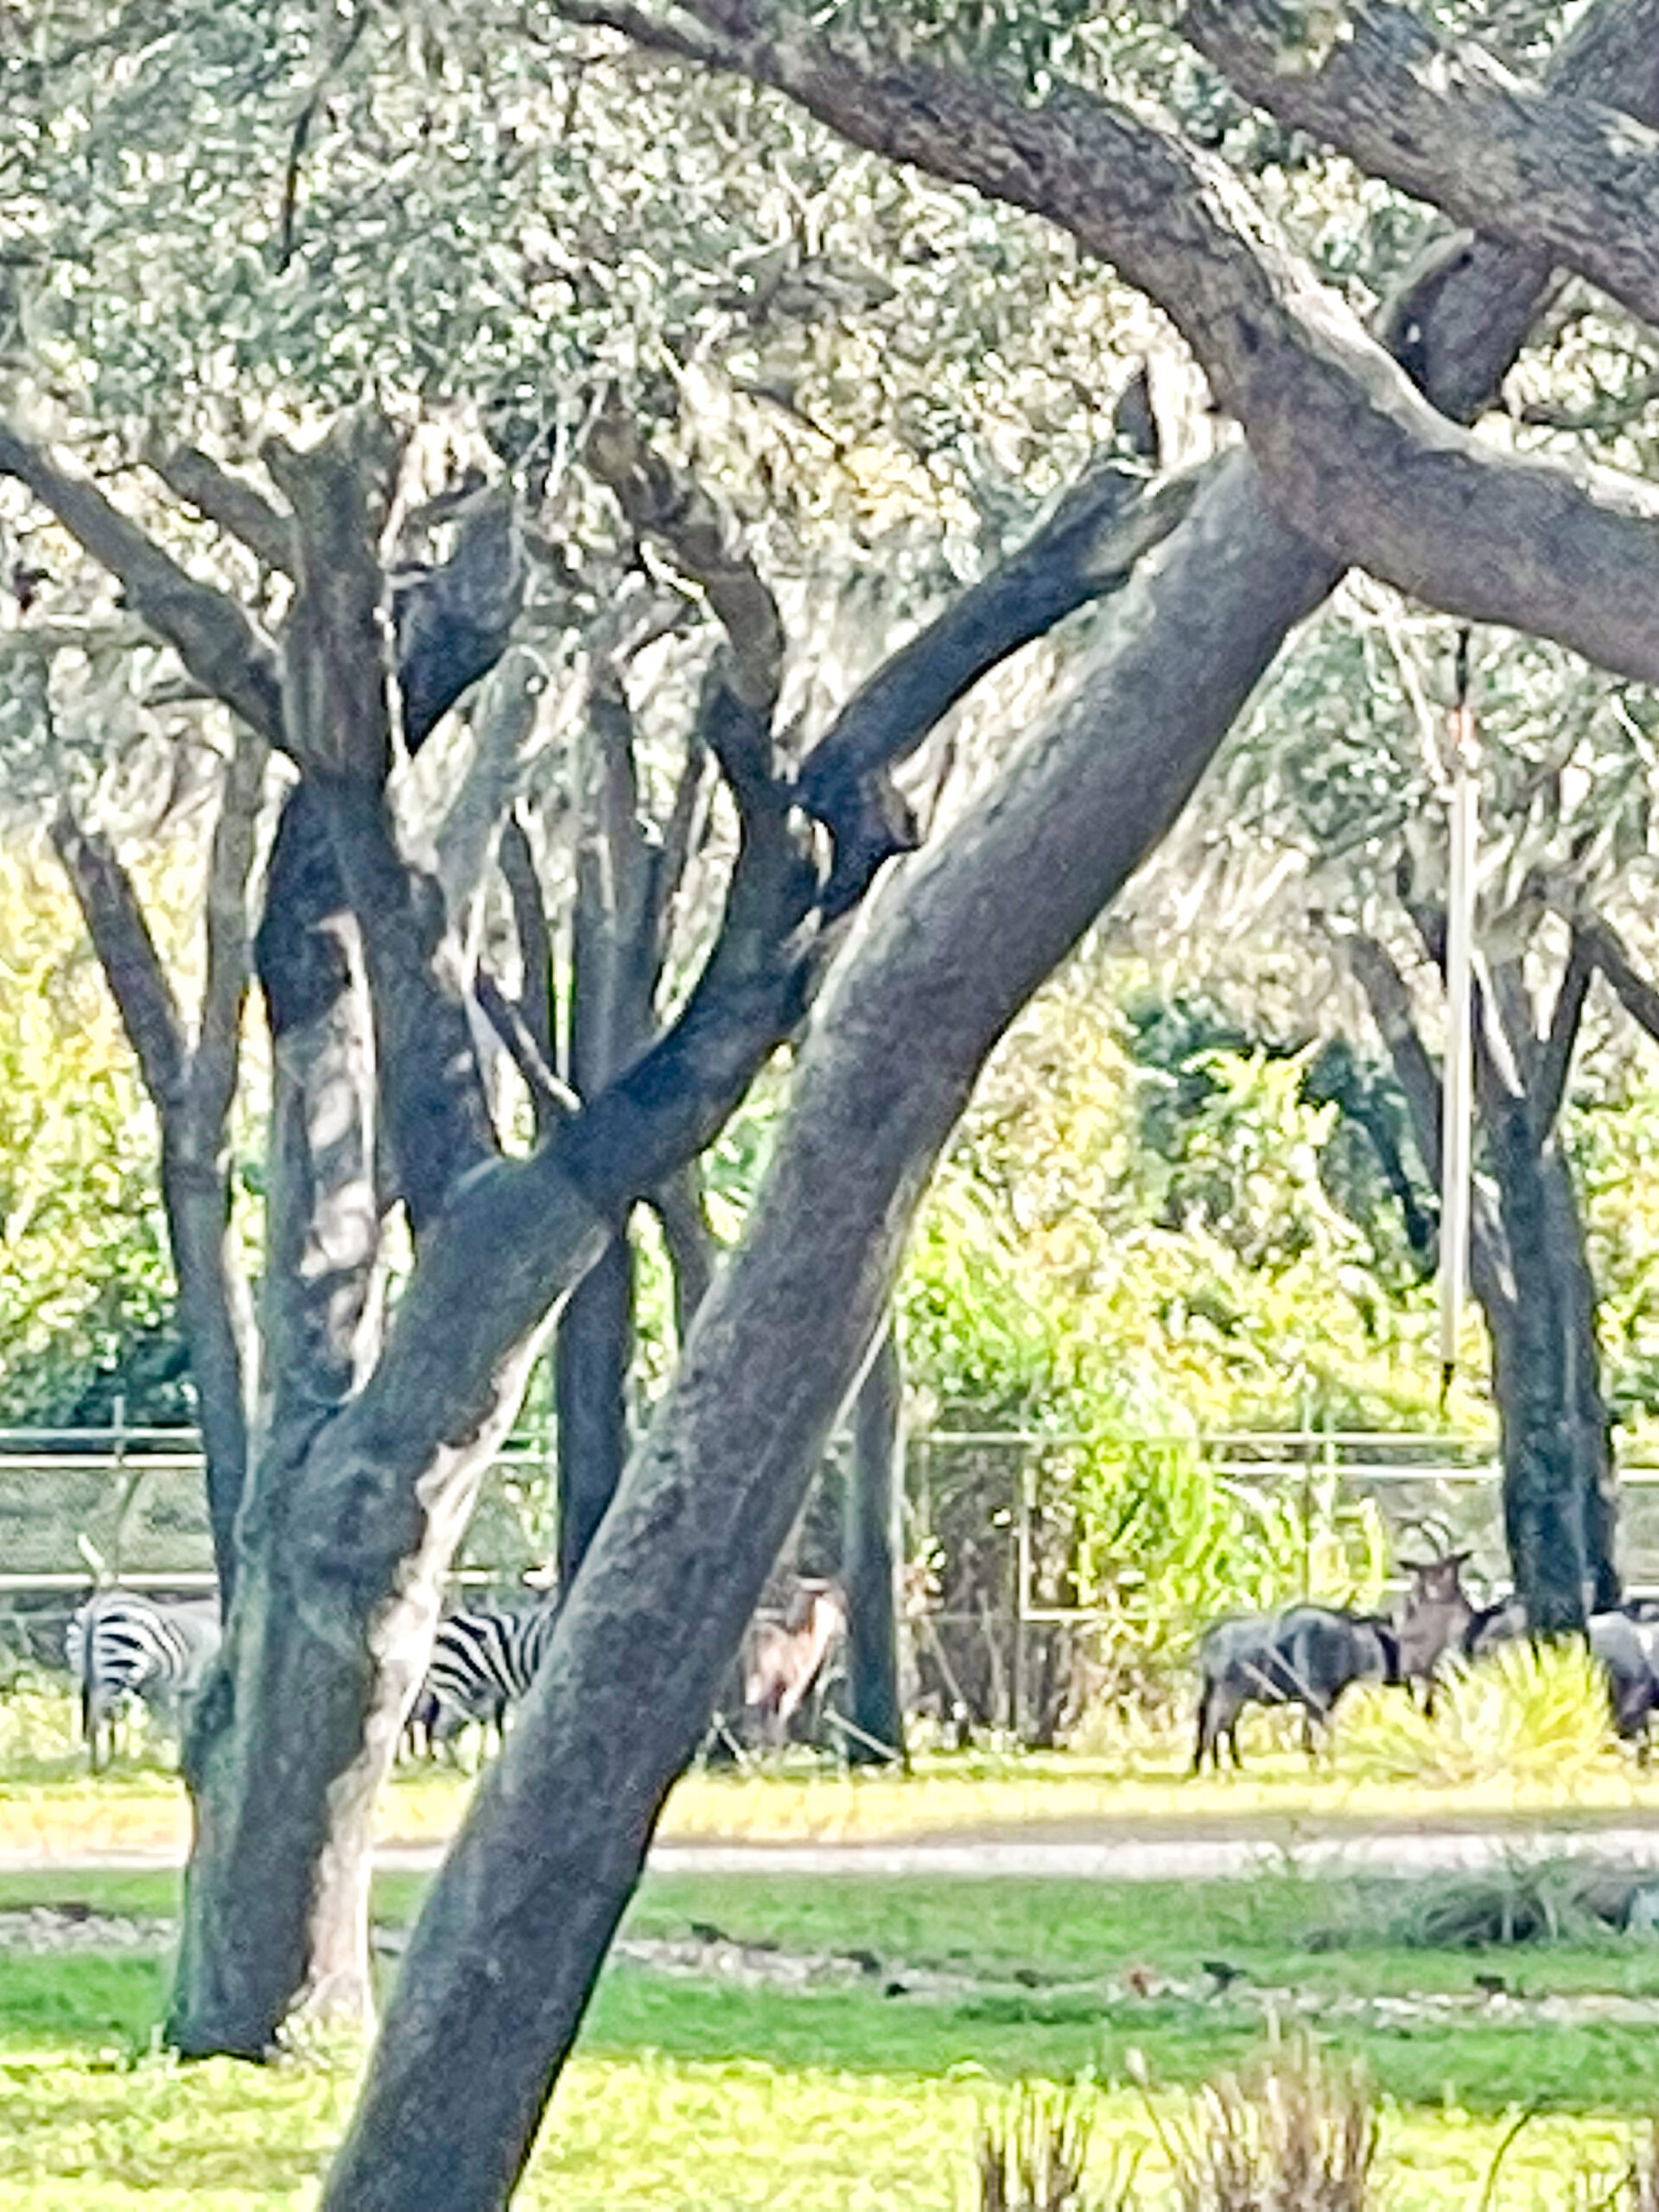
[
  {"x1": 665, "y1": 0, "x2": 1659, "y2": 691},
  {"x1": 843, "y1": 1317, "x2": 906, "y2": 1768},
  {"x1": 1544, "y1": 1146, "x2": 1620, "y2": 1612},
  {"x1": 1186, "y1": 0, "x2": 1659, "y2": 340}
]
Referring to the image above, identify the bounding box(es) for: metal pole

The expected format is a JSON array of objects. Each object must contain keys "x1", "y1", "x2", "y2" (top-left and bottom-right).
[{"x1": 1439, "y1": 640, "x2": 1479, "y2": 1401}]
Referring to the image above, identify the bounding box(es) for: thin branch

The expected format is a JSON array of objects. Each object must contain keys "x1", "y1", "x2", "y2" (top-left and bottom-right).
[
  {"x1": 585, "y1": 399, "x2": 785, "y2": 719},
  {"x1": 653, "y1": 733, "x2": 710, "y2": 979},
  {"x1": 1583, "y1": 912, "x2": 1659, "y2": 1047},
  {"x1": 49, "y1": 805, "x2": 188, "y2": 1109},
  {"x1": 498, "y1": 808, "x2": 557, "y2": 1080},
  {"x1": 1343, "y1": 924, "x2": 1515, "y2": 1331},
  {"x1": 1533, "y1": 931, "x2": 1594, "y2": 1140},
  {"x1": 0, "y1": 423, "x2": 284, "y2": 741},
  {"x1": 276, "y1": 5, "x2": 371, "y2": 274},
  {"x1": 474, "y1": 969, "x2": 579, "y2": 1126},
  {"x1": 143, "y1": 435, "x2": 296, "y2": 574}
]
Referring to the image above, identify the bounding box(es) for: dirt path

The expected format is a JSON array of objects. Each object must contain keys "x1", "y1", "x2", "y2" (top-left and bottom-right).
[{"x1": 12, "y1": 1822, "x2": 1659, "y2": 1881}]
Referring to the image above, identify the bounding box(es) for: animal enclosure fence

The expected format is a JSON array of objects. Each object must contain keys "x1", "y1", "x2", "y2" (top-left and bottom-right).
[{"x1": 8, "y1": 1415, "x2": 1659, "y2": 1738}]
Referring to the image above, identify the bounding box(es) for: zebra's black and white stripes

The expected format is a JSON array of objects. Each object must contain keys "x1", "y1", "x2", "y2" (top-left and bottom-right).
[
  {"x1": 408, "y1": 1599, "x2": 563, "y2": 1758},
  {"x1": 65, "y1": 1592, "x2": 221, "y2": 1770}
]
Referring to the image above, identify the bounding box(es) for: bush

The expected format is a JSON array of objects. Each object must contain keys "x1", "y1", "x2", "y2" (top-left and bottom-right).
[{"x1": 1336, "y1": 1640, "x2": 1616, "y2": 1789}]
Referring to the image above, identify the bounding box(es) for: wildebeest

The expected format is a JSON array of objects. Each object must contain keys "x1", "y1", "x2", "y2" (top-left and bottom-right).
[
  {"x1": 743, "y1": 1579, "x2": 848, "y2": 1749},
  {"x1": 1192, "y1": 1554, "x2": 1477, "y2": 1773},
  {"x1": 1467, "y1": 1595, "x2": 1659, "y2": 1750}
]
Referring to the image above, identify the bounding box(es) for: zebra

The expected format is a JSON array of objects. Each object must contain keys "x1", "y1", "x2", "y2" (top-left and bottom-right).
[
  {"x1": 65, "y1": 1591, "x2": 221, "y2": 1771},
  {"x1": 406, "y1": 1597, "x2": 563, "y2": 1762}
]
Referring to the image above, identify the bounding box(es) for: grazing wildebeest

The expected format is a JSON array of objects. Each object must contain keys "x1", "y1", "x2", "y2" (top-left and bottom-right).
[
  {"x1": 1192, "y1": 1605, "x2": 1400, "y2": 1773},
  {"x1": 743, "y1": 1579, "x2": 848, "y2": 1749},
  {"x1": 1192, "y1": 1554, "x2": 1477, "y2": 1773}
]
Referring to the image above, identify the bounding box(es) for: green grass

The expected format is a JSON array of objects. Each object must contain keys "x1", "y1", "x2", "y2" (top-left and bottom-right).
[{"x1": 7, "y1": 1869, "x2": 1659, "y2": 2205}]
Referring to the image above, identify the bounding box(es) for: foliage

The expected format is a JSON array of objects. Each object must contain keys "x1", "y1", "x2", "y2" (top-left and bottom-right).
[
  {"x1": 0, "y1": 846, "x2": 182, "y2": 1424},
  {"x1": 1338, "y1": 1641, "x2": 1618, "y2": 1792}
]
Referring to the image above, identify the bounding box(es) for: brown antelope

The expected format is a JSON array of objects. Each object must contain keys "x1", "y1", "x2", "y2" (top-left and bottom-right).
[{"x1": 744, "y1": 1579, "x2": 849, "y2": 1748}]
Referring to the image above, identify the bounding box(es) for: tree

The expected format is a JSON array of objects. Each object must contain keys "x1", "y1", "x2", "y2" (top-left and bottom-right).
[
  {"x1": 305, "y1": 1, "x2": 1659, "y2": 2198},
  {"x1": 2, "y1": 261, "x2": 1207, "y2": 2053}
]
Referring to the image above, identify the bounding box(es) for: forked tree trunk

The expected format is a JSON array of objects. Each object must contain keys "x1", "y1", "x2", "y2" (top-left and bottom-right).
[
  {"x1": 321, "y1": 449, "x2": 1332, "y2": 2210},
  {"x1": 843, "y1": 1317, "x2": 906, "y2": 1766}
]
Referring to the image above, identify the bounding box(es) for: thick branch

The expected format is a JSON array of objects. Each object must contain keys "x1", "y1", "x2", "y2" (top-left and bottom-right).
[
  {"x1": 798, "y1": 459, "x2": 1203, "y2": 914},
  {"x1": 667, "y1": 0, "x2": 1659, "y2": 687},
  {"x1": 266, "y1": 409, "x2": 499, "y2": 1225},
  {"x1": 0, "y1": 424, "x2": 284, "y2": 740},
  {"x1": 188, "y1": 725, "x2": 269, "y2": 1144},
  {"x1": 1186, "y1": 0, "x2": 1659, "y2": 340}
]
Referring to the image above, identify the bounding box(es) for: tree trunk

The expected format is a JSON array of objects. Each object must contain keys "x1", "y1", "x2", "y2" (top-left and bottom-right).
[
  {"x1": 1544, "y1": 1144, "x2": 1620, "y2": 1611},
  {"x1": 843, "y1": 1317, "x2": 906, "y2": 1767},
  {"x1": 555, "y1": 675, "x2": 658, "y2": 1579},
  {"x1": 555, "y1": 1232, "x2": 635, "y2": 1586},
  {"x1": 160, "y1": 1141, "x2": 254, "y2": 1601},
  {"x1": 320, "y1": 448, "x2": 1329, "y2": 2211},
  {"x1": 1487, "y1": 1101, "x2": 1588, "y2": 1633}
]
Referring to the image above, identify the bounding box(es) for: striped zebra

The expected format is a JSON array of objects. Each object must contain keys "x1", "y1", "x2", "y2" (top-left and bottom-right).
[
  {"x1": 65, "y1": 1592, "x2": 221, "y2": 1771},
  {"x1": 407, "y1": 1598, "x2": 563, "y2": 1762}
]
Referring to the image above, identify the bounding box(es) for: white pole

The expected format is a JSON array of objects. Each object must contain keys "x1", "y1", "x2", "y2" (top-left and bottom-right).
[{"x1": 1439, "y1": 692, "x2": 1478, "y2": 1398}]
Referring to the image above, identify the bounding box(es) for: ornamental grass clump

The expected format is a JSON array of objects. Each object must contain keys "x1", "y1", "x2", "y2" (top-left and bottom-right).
[
  {"x1": 1337, "y1": 1637, "x2": 1612, "y2": 1789},
  {"x1": 1160, "y1": 2044, "x2": 1376, "y2": 2212}
]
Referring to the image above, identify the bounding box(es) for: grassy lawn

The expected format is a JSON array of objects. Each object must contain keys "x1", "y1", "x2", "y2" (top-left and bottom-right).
[
  {"x1": 13, "y1": 1708, "x2": 1659, "y2": 1860},
  {"x1": 5, "y1": 1866, "x2": 1659, "y2": 2207}
]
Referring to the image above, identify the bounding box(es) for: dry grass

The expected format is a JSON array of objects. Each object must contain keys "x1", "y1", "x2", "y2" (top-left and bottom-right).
[{"x1": 1160, "y1": 2045, "x2": 1377, "y2": 2212}]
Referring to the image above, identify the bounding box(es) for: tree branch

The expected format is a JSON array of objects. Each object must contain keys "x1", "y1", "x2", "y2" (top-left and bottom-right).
[
  {"x1": 474, "y1": 969, "x2": 579, "y2": 1125},
  {"x1": 0, "y1": 423, "x2": 284, "y2": 741},
  {"x1": 798, "y1": 456, "x2": 1204, "y2": 915},
  {"x1": 1186, "y1": 0, "x2": 1659, "y2": 341},
  {"x1": 264, "y1": 407, "x2": 499, "y2": 1228},
  {"x1": 143, "y1": 435, "x2": 296, "y2": 573},
  {"x1": 1582, "y1": 912, "x2": 1659, "y2": 1046},
  {"x1": 49, "y1": 806, "x2": 188, "y2": 1108},
  {"x1": 586, "y1": 400, "x2": 785, "y2": 720},
  {"x1": 1533, "y1": 930, "x2": 1594, "y2": 1140},
  {"x1": 188, "y1": 724, "x2": 269, "y2": 1146},
  {"x1": 664, "y1": 0, "x2": 1659, "y2": 688},
  {"x1": 1343, "y1": 925, "x2": 1515, "y2": 1330}
]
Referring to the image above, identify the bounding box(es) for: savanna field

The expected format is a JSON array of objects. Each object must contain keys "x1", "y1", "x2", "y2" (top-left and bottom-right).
[{"x1": 10, "y1": 1668, "x2": 1659, "y2": 2211}]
